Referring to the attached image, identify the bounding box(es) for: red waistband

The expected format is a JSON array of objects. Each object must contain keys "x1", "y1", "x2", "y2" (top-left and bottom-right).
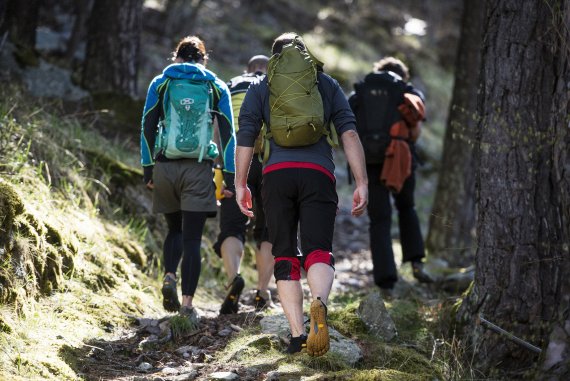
[{"x1": 263, "y1": 162, "x2": 335, "y2": 182}]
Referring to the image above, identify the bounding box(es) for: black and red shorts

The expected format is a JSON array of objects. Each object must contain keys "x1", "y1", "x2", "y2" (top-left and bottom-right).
[{"x1": 261, "y1": 163, "x2": 338, "y2": 281}]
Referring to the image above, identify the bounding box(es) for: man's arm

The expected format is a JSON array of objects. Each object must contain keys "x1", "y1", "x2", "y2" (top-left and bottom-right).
[
  {"x1": 341, "y1": 129, "x2": 368, "y2": 216},
  {"x1": 235, "y1": 145, "x2": 254, "y2": 217}
]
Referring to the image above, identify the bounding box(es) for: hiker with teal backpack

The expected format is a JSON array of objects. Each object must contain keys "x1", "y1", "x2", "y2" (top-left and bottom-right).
[
  {"x1": 140, "y1": 36, "x2": 236, "y2": 322},
  {"x1": 214, "y1": 55, "x2": 275, "y2": 315},
  {"x1": 348, "y1": 57, "x2": 434, "y2": 298},
  {"x1": 234, "y1": 33, "x2": 368, "y2": 356}
]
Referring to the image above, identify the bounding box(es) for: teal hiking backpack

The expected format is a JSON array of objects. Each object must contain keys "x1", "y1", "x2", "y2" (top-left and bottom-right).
[{"x1": 155, "y1": 78, "x2": 219, "y2": 161}]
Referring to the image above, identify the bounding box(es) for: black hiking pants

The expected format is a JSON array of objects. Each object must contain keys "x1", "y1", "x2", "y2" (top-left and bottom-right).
[{"x1": 366, "y1": 164, "x2": 425, "y2": 289}]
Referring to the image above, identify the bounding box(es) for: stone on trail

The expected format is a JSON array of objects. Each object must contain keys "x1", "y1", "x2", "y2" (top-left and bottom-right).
[
  {"x1": 357, "y1": 291, "x2": 398, "y2": 341},
  {"x1": 137, "y1": 362, "x2": 153, "y2": 372},
  {"x1": 260, "y1": 314, "x2": 363, "y2": 366},
  {"x1": 209, "y1": 371, "x2": 239, "y2": 380}
]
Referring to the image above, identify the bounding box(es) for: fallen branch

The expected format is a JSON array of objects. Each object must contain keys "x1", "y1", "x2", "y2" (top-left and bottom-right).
[{"x1": 478, "y1": 314, "x2": 542, "y2": 354}]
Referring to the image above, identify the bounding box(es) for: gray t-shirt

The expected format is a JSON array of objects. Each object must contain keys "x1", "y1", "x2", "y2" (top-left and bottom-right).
[{"x1": 237, "y1": 72, "x2": 356, "y2": 174}]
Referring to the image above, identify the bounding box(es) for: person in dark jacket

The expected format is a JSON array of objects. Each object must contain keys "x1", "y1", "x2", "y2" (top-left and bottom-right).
[
  {"x1": 141, "y1": 36, "x2": 236, "y2": 322},
  {"x1": 235, "y1": 33, "x2": 368, "y2": 356},
  {"x1": 214, "y1": 55, "x2": 275, "y2": 314},
  {"x1": 348, "y1": 57, "x2": 433, "y2": 298}
]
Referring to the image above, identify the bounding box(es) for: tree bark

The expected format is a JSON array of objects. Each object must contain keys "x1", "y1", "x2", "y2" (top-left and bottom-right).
[
  {"x1": 426, "y1": 0, "x2": 484, "y2": 267},
  {"x1": 459, "y1": 0, "x2": 570, "y2": 377},
  {"x1": 0, "y1": 0, "x2": 40, "y2": 48},
  {"x1": 82, "y1": 0, "x2": 142, "y2": 97},
  {"x1": 66, "y1": 0, "x2": 93, "y2": 61}
]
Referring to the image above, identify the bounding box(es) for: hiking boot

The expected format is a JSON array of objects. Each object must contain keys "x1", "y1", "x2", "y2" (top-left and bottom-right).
[
  {"x1": 307, "y1": 297, "x2": 329, "y2": 357},
  {"x1": 179, "y1": 305, "x2": 200, "y2": 327},
  {"x1": 412, "y1": 261, "x2": 435, "y2": 284},
  {"x1": 220, "y1": 274, "x2": 245, "y2": 315},
  {"x1": 285, "y1": 334, "x2": 307, "y2": 354},
  {"x1": 254, "y1": 289, "x2": 272, "y2": 311},
  {"x1": 379, "y1": 286, "x2": 395, "y2": 300},
  {"x1": 161, "y1": 274, "x2": 181, "y2": 312}
]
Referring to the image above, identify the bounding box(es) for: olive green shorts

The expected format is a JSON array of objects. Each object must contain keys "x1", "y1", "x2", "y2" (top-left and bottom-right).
[{"x1": 152, "y1": 159, "x2": 216, "y2": 214}]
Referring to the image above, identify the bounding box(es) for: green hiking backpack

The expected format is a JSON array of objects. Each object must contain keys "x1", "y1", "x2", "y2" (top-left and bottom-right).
[
  {"x1": 155, "y1": 78, "x2": 219, "y2": 161},
  {"x1": 264, "y1": 38, "x2": 337, "y2": 160}
]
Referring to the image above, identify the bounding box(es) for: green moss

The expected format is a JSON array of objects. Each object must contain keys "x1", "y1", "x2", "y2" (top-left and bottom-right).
[
  {"x1": 363, "y1": 342, "x2": 440, "y2": 378},
  {"x1": 91, "y1": 92, "x2": 145, "y2": 135},
  {"x1": 0, "y1": 316, "x2": 13, "y2": 334},
  {"x1": 298, "y1": 352, "x2": 350, "y2": 372},
  {"x1": 386, "y1": 299, "x2": 428, "y2": 342},
  {"x1": 0, "y1": 180, "x2": 25, "y2": 243},
  {"x1": 328, "y1": 301, "x2": 367, "y2": 337},
  {"x1": 330, "y1": 368, "x2": 430, "y2": 381}
]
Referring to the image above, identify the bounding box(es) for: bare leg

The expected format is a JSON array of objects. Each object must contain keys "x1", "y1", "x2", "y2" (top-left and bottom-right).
[
  {"x1": 256, "y1": 241, "x2": 274, "y2": 293},
  {"x1": 277, "y1": 280, "x2": 305, "y2": 337},
  {"x1": 221, "y1": 236, "x2": 244, "y2": 281},
  {"x1": 181, "y1": 295, "x2": 193, "y2": 307},
  {"x1": 307, "y1": 263, "x2": 334, "y2": 304}
]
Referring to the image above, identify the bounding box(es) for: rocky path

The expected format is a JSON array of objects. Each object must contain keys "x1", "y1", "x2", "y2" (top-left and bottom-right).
[{"x1": 72, "y1": 205, "x2": 448, "y2": 381}]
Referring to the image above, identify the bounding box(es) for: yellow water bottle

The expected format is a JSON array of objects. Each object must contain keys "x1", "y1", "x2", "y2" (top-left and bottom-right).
[{"x1": 214, "y1": 165, "x2": 224, "y2": 200}]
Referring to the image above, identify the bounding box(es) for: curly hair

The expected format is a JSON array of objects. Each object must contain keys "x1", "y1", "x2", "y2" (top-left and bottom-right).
[{"x1": 373, "y1": 57, "x2": 409, "y2": 81}]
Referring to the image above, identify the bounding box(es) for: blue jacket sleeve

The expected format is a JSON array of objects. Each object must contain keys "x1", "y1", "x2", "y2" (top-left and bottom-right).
[
  {"x1": 213, "y1": 78, "x2": 236, "y2": 174},
  {"x1": 140, "y1": 75, "x2": 167, "y2": 166}
]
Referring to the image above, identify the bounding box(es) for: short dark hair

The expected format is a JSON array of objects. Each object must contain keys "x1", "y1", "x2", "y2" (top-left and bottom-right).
[
  {"x1": 374, "y1": 57, "x2": 409, "y2": 81},
  {"x1": 271, "y1": 32, "x2": 305, "y2": 55},
  {"x1": 172, "y1": 36, "x2": 208, "y2": 65},
  {"x1": 247, "y1": 55, "x2": 269, "y2": 73}
]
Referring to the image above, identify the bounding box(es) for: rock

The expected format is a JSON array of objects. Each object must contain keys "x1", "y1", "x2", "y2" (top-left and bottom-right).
[
  {"x1": 175, "y1": 345, "x2": 198, "y2": 355},
  {"x1": 22, "y1": 60, "x2": 89, "y2": 101},
  {"x1": 138, "y1": 362, "x2": 153, "y2": 372},
  {"x1": 217, "y1": 328, "x2": 233, "y2": 337},
  {"x1": 169, "y1": 372, "x2": 198, "y2": 381},
  {"x1": 229, "y1": 324, "x2": 243, "y2": 332},
  {"x1": 208, "y1": 372, "x2": 239, "y2": 380},
  {"x1": 440, "y1": 267, "x2": 474, "y2": 293},
  {"x1": 260, "y1": 314, "x2": 363, "y2": 366},
  {"x1": 161, "y1": 367, "x2": 179, "y2": 375},
  {"x1": 357, "y1": 291, "x2": 398, "y2": 341}
]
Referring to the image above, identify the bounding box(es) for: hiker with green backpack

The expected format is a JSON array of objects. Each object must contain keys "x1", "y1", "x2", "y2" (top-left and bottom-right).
[
  {"x1": 214, "y1": 55, "x2": 275, "y2": 314},
  {"x1": 140, "y1": 36, "x2": 236, "y2": 322},
  {"x1": 234, "y1": 33, "x2": 368, "y2": 356}
]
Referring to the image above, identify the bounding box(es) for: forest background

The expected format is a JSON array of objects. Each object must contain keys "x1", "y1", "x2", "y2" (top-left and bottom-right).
[{"x1": 0, "y1": 0, "x2": 568, "y2": 380}]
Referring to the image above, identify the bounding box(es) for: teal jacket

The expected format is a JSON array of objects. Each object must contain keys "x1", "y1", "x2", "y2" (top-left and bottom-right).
[{"x1": 140, "y1": 63, "x2": 236, "y2": 174}]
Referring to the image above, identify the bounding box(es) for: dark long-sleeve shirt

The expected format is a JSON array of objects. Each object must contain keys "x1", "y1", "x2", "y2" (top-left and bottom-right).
[{"x1": 237, "y1": 72, "x2": 356, "y2": 174}]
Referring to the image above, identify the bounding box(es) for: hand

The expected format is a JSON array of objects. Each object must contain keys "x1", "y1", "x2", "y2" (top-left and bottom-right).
[
  {"x1": 351, "y1": 184, "x2": 368, "y2": 216},
  {"x1": 222, "y1": 186, "x2": 234, "y2": 198},
  {"x1": 236, "y1": 185, "x2": 254, "y2": 218}
]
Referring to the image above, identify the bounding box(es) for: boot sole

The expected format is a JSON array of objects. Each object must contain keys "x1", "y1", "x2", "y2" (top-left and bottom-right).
[
  {"x1": 307, "y1": 299, "x2": 329, "y2": 357},
  {"x1": 162, "y1": 282, "x2": 180, "y2": 312},
  {"x1": 220, "y1": 276, "x2": 245, "y2": 314}
]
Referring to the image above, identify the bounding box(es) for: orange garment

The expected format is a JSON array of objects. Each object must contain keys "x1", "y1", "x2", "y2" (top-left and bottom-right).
[
  {"x1": 380, "y1": 121, "x2": 412, "y2": 194},
  {"x1": 398, "y1": 93, "x2": 425, "y2": 143}
]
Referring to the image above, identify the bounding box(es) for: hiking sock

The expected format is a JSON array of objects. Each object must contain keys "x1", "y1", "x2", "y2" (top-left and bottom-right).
[
  {"x1": 307, "y1": 297, "x2": 330, "y2": 357},
  {"x1": 285, "y1": 334, "x2": 307, "y2": 354},
  {"x1": 220, "y1": 274, "x2": 245, "y2": 314},
  {"x1": 161, "y1": 274, "x2": 181, "y2": 312}
]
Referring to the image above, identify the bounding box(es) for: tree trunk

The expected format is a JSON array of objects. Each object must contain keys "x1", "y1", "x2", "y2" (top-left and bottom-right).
[
  {"x1": 426, "y1": 0, "x2": 484, "y2": 267},
  {"x1": 459, "y1": 0, "x2": 570, "y2": 378},
  {"x1": 66, "y1": 0, "x2": 93, "y2": 61},
  {"x1": 164, "y1": 0, "x2": 207, "y2": 38},
  {"x1": 0, "y1": 0, "x2": 40, "y2": 48},
  {"x1": 82, "y1": 0, "x2": 142, "y2": 97}
]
